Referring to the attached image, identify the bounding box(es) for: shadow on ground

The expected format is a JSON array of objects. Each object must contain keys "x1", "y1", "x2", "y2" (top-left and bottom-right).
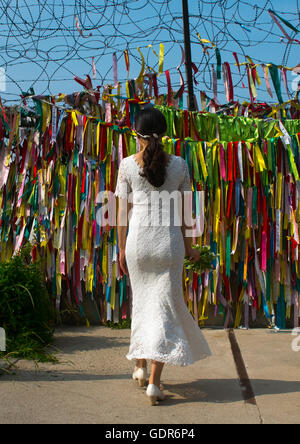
[
  {"x1": 2, "y1": 368, "x2": 299, "y2": 406},
  {"x1": 50, "y1": 334, "x2": 129, "y2": 354}
]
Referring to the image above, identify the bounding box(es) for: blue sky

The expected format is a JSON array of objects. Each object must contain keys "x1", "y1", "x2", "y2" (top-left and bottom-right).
[{"x1": 0, "y1": 0, "x2": 299, "y2": 107}]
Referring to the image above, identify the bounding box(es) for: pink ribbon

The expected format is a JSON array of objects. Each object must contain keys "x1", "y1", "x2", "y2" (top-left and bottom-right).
[
  {"x1": 233, "y1": 52, "x2": 246, "y2": 88},
  {"x1": 261, "y1": 231, "x2": 267, "y2": 272},
  {"x1": 262, "y1": 65, "x2": 273, "y2": 98},
  {"x1": 269, "y1": 10, "x2": 293, "y2": 43},
  {"x1": 92, "y1": 57, "x2": 96, "y2": 80},
  {"x1": 222, "y1": 62, "x2": 234, "y2": 102},
  {"x1": 219, "y1": 143, "x2": 226, "y2": 180},
  {"x1": 14, "y1": 225, "x2": 26, "y2": 255},
  {"x1": 113, "y1": 53, "x2": 118, "y2": 87},
  {"x1": 281, "y1": 67, "x2": 290, "y2": 98},
  {"x1": 75, "y1": 15, "x2": 92, "y2": 38}
]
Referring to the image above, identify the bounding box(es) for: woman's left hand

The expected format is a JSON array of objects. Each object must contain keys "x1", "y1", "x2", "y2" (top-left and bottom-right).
[{"x1": 119, "y1": 248, "x2": 128, "y2": 276}]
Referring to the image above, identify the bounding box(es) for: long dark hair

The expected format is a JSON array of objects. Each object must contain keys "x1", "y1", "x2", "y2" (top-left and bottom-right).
[{"x1": 135, "y1": 107, "x2": 168, "y2": 188}]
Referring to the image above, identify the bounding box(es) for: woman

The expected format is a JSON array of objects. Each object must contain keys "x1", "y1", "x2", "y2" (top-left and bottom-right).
[{"x1": 114, "y1": 107, "x2": 211, "y2": 406}]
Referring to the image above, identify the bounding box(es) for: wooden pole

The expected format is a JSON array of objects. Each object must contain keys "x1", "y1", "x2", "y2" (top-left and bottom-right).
[{"x1": 182, "y1": 0, "x2": 196, "y2": 111}]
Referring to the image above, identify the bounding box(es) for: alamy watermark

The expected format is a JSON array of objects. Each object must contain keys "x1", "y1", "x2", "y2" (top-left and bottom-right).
[
  {"x1": 0, "y1": 328, "x2": 6, "y2": 352},
  {"x1": 98, "y1": 190, "x2": 201, "y2": 237},
  {"x1": 291, "y1": 328, "x2": 300, "y2": 352}
]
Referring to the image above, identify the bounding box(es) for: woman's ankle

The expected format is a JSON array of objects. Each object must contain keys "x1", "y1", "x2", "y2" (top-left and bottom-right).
[
  {"x1": 136, "y1": 359, "x2": 147, "y2": 368},
  {"x1": 149, "y1": 377, "x2": 161, "y2": 387}
]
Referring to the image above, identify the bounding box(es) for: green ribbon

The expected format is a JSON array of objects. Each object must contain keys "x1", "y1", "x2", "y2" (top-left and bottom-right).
[
  {"x1": 268, "y1": 9, "x2": 299, "y2": 33},
  {"x1": 286, "y1": 143, "x2": 300, "y2": 182},
  {"x1": 32, "y1": 98, "x2": 43, "y2": 132},
  {"x1": 206, "y1": 143, "x2": 214, "y2": 188},
  {"x1": 191, "y1": 144, "x2": 200, "y2": 182},
  {"x1": 129, "y1": 134, "x2": 136, "y2": 155},
  {"x1": 268, "y1": 65, "x2": 283, "y2": 104},
  {"x1": 267, "y1": 139, "x2": 272, "y2": 171}
]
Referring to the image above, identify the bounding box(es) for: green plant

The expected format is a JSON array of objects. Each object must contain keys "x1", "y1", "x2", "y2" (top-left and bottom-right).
[
  {"x1": 184, "y1": 244, "x2": 217, "y2": 273},
  {"x1": 105, "y1": 319, "x2": 131, "y2": 329},
  {"x1": 0, "y1": 243, "x2": 57, "y2": 363}
]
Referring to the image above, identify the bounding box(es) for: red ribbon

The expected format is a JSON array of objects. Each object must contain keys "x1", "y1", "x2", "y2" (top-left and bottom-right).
[
  {"x1": 191, "y1": 63, "x2": 199, "y2": 86},
  {"x1": 77, "y1": 214, "x2": 84, "y2": 249},
  {"x1": 72, "y1": 175, "x2": 76, "y2": 213},
  {"x1": 20, "y1": 140, "x2": 28, "y2": 174},
  {"x1": 256, "y1": 173, "x2": 261, "y2": 214},
  {"x1": 227, "y1": 142, "x2": 233, "y2": 182},
  {"x1": 233, "y1": 52, "x2": 245, "y2": 88},
  {"x1": 233, "y1": 141, "x2": 238, "y2": 181},
  {"x1": 222, "y1": 265, "x2": 231, "y2": 301},
  {"x1": 184, "y1": 111, "x2": 189, "y2": 138},
  {"x1": 65, "y1": 113, "x2": 73, "y2": 155},
  {"x1": 124, "y1": 50, "x2": 130, "y2": 73},
  {"x1": 165, "y1": 70, "x2": 173, "y2": 107},
  {"x1": 193, "y1": 272, "x2": 198, "y2": 291},
  {"x1": 224, "y1": 62, "x2": 234, "y2": 102},
  {"x1": 226, "y1": 181, "x2": 234, "y2": 219},
  {"x1": 176, "y1": 140, "x2": 181, "y2": 157},
  {"x1": 152, "y1": 74, "x2": 159, "y2": 99},
  {"x1": 100, "y1": 125, "x2": 107, "y2": 161},
  {"x1": 262, "y1": 195, "x2": 268, "y2": 233},
  {"x1": 81, "y1": 163, "x2": 87, "y2": 194}
]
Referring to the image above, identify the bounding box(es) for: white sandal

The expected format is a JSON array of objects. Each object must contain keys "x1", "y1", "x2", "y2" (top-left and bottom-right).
[
  {"x1": 146, "y1": 384, "x2": 166, "y2": 406},
  {"x1": 132, "y1": 367, "x2": 147, "y2": 387}
]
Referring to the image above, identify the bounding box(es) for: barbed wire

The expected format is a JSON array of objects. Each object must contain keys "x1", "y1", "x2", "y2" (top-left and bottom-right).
[{"x1": 0, "y1": 0, "x2": 299, "y2": 105}]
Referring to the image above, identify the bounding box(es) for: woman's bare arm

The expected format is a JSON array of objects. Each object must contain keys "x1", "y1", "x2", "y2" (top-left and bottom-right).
[
  {"x1": 117, "y1": 198, "x2": 132, "y2": 275},
  {"x1": 181, "y1": 195, "x2": 193, "y2": 257},
  {"x1": 117, "y1": 199, "x2": 128, "y2": 248}
]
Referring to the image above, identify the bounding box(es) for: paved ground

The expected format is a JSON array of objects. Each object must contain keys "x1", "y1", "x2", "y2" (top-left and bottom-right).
[{"x1": 0, "y1": 326, "x2": 299, "y2": 424}]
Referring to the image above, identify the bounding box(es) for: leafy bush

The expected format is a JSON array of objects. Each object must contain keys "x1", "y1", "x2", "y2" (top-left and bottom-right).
[
  {"x1": 184, "y1": 245, "x2": 217, "y2": 273},
  {"x1": 105, "y1": 319, "x2": 131, "y2": 329},
  {"x1": 0, "y1": 243, "x2": 56, "y2": 362}
]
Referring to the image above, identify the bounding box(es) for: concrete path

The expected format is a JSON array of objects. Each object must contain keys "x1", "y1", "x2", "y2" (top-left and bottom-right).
[{"x1": 0, "y1": 327, "x2": 299, "y2": 424}]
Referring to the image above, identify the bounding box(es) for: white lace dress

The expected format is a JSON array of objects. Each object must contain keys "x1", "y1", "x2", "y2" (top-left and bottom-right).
[{"x1": 114, "y1": 154, "x2": 211, "y2": 366}]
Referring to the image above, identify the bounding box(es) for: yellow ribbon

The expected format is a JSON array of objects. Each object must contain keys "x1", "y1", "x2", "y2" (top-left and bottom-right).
[
  {"x1": 71, "y1": 111, "x2": 78, "y2": 127},
  {"x1": 137, "y1": 47, "x2": 145, "y2": 85},
  {"x1": 196, "y1": 33, "x2": 216, "y2": 48},
  {"x1": 213, "y1": 188, "x2": 220, "y2": 242},
  {"x1": 243, "y1": 240, "x2": 248, "y2": 282},
  {"x1": 254, "y1": 143, "x2": 267, "y2": 172},
  {"x1": 97, "y1": 122, "x2": 101, "y2": 157},
  {"x1": 199, "y1": 287, "x2": 208, "y2": 322},
  {"x1": 198, "y1": 142, "x2": 208, "y2": 180},
  {"x1": 158, "y1": 43, "x2": 164, "y2": 76},
  {"x1": 277, "y1": 172, "x2": 283, "y2": 209},
  {"x1": 246, "y1": 56, "x2": 262, "y2": 86}
]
